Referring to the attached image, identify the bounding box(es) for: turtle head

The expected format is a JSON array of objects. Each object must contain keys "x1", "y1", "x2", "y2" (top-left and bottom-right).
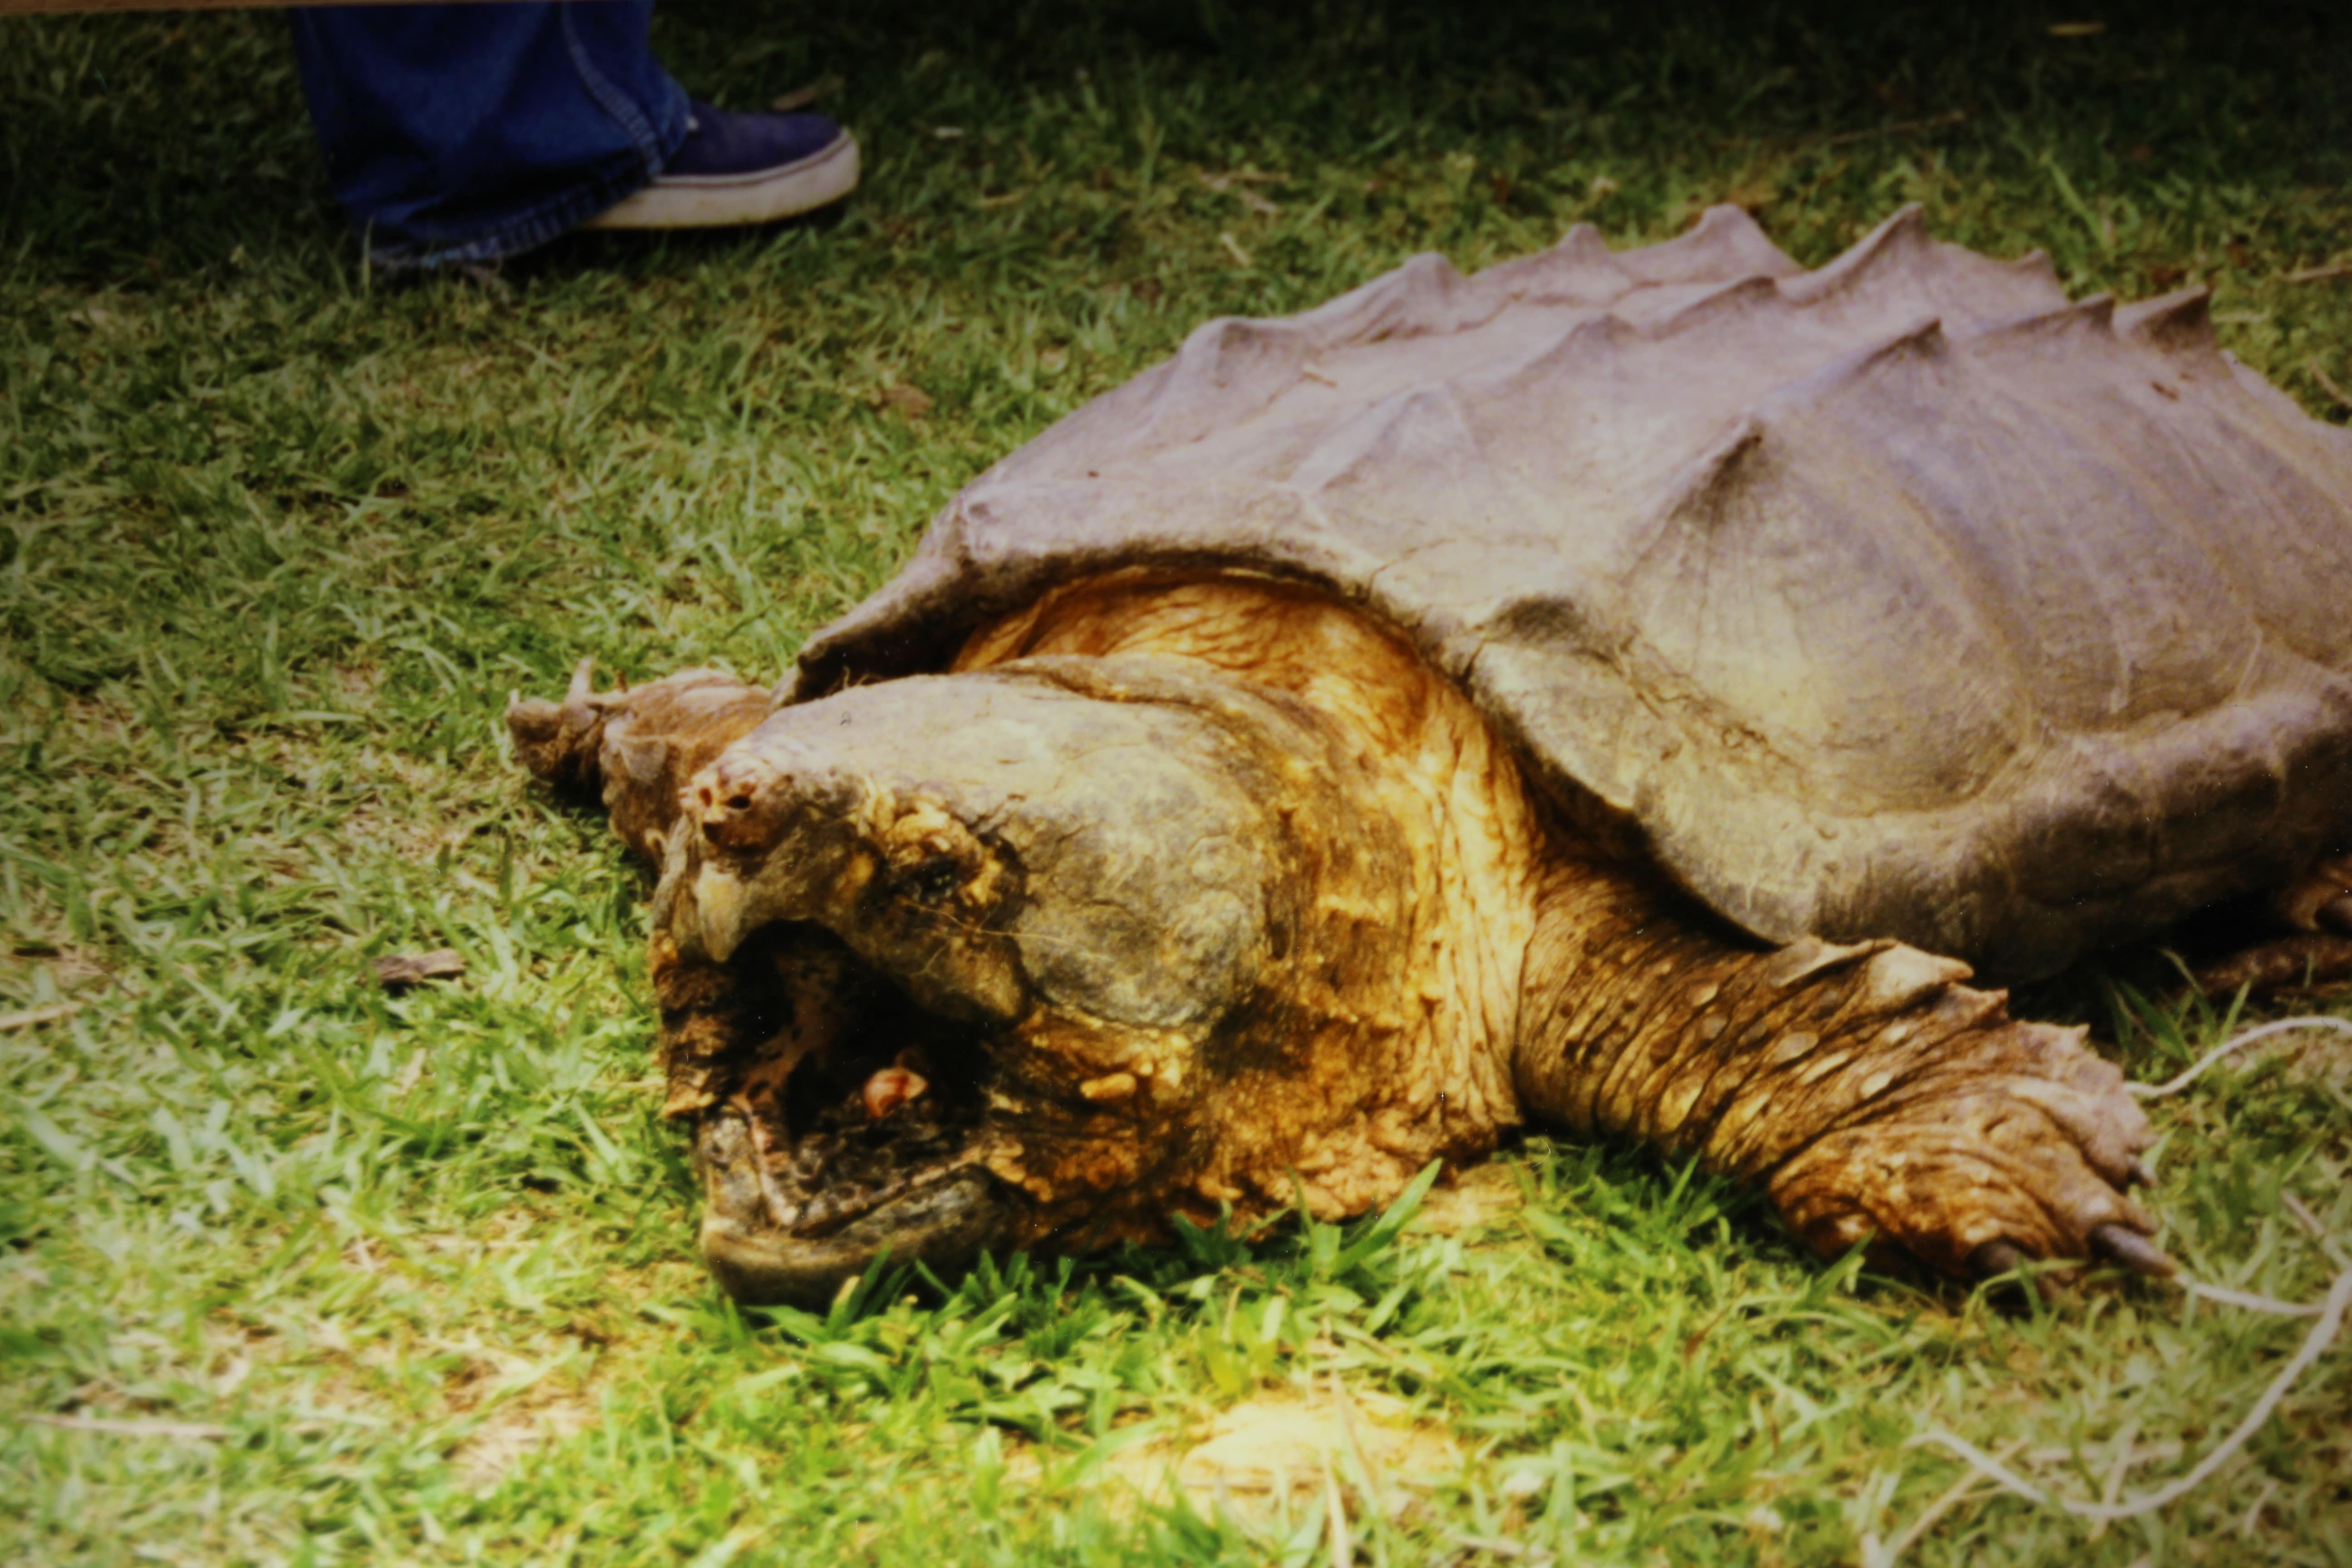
[{"x1": 654, "y1": 654, "x2": 1384, "y2": 1307}]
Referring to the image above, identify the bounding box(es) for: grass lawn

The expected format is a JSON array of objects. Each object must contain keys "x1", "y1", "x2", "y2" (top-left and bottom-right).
[{"x1": 3, "y1": 2, "x2": 2350, "y2": 1563}]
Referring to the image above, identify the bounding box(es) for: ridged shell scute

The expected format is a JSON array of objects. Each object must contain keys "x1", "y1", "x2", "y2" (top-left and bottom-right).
[{"x1": 794, "y1": 205, "x2": 2352, "y2": 977}]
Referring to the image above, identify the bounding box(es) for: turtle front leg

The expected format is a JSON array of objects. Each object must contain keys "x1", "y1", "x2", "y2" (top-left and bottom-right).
[
  {"x1": 507, "y1": 661, "x2": 775, "y2": 865},
  {"x1": 1515, "y1": 855, "x2": 2162, "y2": 1282}
]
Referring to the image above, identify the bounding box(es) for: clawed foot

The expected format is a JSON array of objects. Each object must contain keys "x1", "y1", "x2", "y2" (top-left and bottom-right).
[{"x1": 1766, "y1": 1019, "x2": 2170, "y2": 1286}]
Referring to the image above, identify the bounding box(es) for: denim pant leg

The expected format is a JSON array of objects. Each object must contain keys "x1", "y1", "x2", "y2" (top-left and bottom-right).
[{"x1": 289, "y1": 1, "x2": 691, "y2": 268}]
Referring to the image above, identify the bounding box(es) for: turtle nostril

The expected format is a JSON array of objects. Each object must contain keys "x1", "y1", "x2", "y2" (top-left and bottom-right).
[{"x1": 726, "y1": 793, "x2": 754, "y2": 812}]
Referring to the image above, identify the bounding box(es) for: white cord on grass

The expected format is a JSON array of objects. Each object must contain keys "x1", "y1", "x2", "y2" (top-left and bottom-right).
[
  {"x1": 1874, "y1": 1013, "x2": 2352, "y2": 1562},
  {"x1": 1911, "y1": 1261, "x2": 2352, "y2": 1522},
  {"x1": 2181, "y1": 1280, "x2": 2324, "y2": 1317},
  {"x1": 2126, "y1": 1014, "x2": 2352, "y2": 1099},
  {"x1": 2140, "y1": 1016, "x2": 2347, "y2": 1317}
]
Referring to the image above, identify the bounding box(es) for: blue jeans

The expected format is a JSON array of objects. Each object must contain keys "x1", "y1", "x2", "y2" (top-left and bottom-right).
[{"x1": 289, "y1": 2, "x2": 691, "y2": 268}]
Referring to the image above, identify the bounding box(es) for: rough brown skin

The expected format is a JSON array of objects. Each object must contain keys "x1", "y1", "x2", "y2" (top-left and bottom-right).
[
  {"x1": 510, "y1": 571, "x2": 2161, "y2": 1303},
  {"x1": 1515, "y1": 867, "x2": 2151, "y2": 1278},
  {"x1": 954, "y1": 571, "x2": 1534, "y2": 1226}
]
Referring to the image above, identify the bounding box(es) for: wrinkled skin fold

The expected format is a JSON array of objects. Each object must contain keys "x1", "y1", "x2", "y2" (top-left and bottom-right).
[{"x1": 510, "y1": 573, "x2": 2161, "y2": 1308}]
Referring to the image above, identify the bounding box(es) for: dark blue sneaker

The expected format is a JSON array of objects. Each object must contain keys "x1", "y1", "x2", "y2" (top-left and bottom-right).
[{"x1": 588, "y1": 102, "x2": 859, "y2": 229}]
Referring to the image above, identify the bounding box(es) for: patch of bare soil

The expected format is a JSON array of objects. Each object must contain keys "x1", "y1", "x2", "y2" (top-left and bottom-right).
[{"x1": 1104, "y1": 1385, "x2": 1464, "y2": 1522}]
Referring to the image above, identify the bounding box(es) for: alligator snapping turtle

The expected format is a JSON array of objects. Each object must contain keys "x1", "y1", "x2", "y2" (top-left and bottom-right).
[{"x1": 510, "y1": 205, "x2": 2352, "y2": 1307}]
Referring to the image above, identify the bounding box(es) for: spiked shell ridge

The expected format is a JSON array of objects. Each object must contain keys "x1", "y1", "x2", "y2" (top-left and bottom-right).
[{"x1": 796, "y1": 206, "x2": 2352, "y2": 977}]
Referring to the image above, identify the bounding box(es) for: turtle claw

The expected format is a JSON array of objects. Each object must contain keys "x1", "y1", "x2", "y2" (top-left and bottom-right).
[
  {"x1": 1964, "y1": 1225, "x2": 2170, "y2": 1287},
  {"x1": 2088, "y1": 1222, "x2": 2175, "y2": 1278},
  {"x1": 2126, "y1": 1156, "x2": 2159, "y2": 1189},
  {"x1": 1969, "y1": 1239, "x2": 2027, "y2": 1281},
  {"x1": 1965, "y1": 1237, "x2": 2050, "y2": 1309}
]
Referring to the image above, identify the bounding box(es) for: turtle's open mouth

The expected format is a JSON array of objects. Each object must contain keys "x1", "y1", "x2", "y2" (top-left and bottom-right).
[{"x1": 688, "y1": 920, "x2": 1012, "y2": 1306}]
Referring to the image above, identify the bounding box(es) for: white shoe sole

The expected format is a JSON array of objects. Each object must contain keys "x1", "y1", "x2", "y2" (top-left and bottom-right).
[{"x1": 584, "y1": 133, "x2": 860, "y2": 230}]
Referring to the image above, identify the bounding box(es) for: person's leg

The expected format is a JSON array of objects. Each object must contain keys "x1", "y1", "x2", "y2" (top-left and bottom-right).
[{"x1": 289, "y1": 1, "x2": 690, "y2": 268}]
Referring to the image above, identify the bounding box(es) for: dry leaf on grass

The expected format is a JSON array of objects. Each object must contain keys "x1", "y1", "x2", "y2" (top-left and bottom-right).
[
  {"x1": 30, "y1": 1414, "x2": 232, "y2": 1441},
  {"x1": 878, "y1": 383, "x2": 935, "y2": 419},
  {"x1": 0, "y1": 1002, "x2": 82, "y2": 1032},
  {"x1": 372, "y1": 950, "x2": 467, "y2": 990}
]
